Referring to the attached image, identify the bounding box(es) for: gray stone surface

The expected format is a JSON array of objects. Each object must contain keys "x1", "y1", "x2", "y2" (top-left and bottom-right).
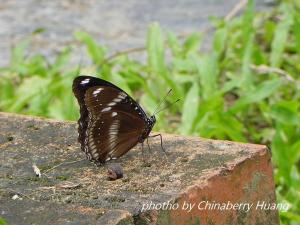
[
  {"x1": 0, "y1": 112, "x2": 278, "y2": 225},
  {"x1": 0, "y1": 0, "x2": 274, "y2": 66}
]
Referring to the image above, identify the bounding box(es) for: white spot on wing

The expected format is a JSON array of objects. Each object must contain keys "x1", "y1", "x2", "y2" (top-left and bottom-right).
[
  {"x1": 119, "y1": 92, "x2": 127, "y2": 99},
  {"x1": 93, "y1": 88, "x2": 103, "y2": 95},
  {"x1": 108, "y1": 120, "x2": 120, "y2": 152},
  {"x1": 86, "y1": 117, "x2": 102, "y2": 161},
  {"x1": 112, "y1": 112, "x2": 118, "y2": 117},
  {"x1": 111, "y1": 93, "x2": 126, "y2": 104},
  {"x1": 101, "y1": 107, "x2": 112, "y2": 112},
  {"x1": 108, "y1": 102, "x2": 116, "y2": 106},
  {"x1": 81, "y1": 78, "x2": 90, "y2": 84}
]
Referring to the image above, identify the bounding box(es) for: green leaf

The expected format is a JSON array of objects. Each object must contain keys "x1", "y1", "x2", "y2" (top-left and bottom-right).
[
  {"x1": 264, "y1": 20, "x2": 276, "y2": 44},
  {"x1": 293, "y1": 12, "x2": 300, "y2": 58},
  {"x1": 229, "y1": 78, "x2": 282, "y2": 113},
  {"x1": 172, "y1": 58, "x2": 197, "y2": 73},
  {"x1": 140, "y1": 94, "x2": 157, "y2": 116},
  {"x1": 50, "y1": 47, "x2": 72, "y2": 75},
  {"x1": 193, "y1": 95, "x2": 223, "y2": 135},
  {"x1": 147, "y1": 23, "x2": 166, "y2": 75},
  {"x1": 241, "y1": 33, "x2": 254, "y2": 88},
  {"x1": 290, "y1": 166, "x2": 300, "y2": 189},
  {"x1": 270, "y1": 4, "x2": 293, "y2": 67},
  {"x1": 180, "y1": 83, "x2": 200, "y2": 134},
  {"x1": 32, "y1": 27, "x2": 46, "y2": 34},
  {"x1": 167, "y1": 32, "x2": 181, "y2": 56},
  {"x1": 0, "y1": 77, "x2": 15, "y2": 104},
  {"x1": 183, "y1": 33, "x2": 202, "y2": 55},
  {"x1": 147, "y1": 23, "x2": 180, "y2": 97},
  {"x1": 9, "y1": 76, "x2": 50, "y2": 112},
  {"x1": 194, "y1": 54, "x2": 219, "y2": 100},
  {"x1": 111, "y1": 73, "x2": 132, "y2": 96},
  {"x1": 220, "y1": 76, "x2": 240, "y2": 93},
  {"x1": 272, "y1": 129, "x2": 291, "y2": 185},
  {"x1": 269, "y1": 105, "x2": 299, "y2": 125},
  {"x1": 290, "y1": 141, "x2": 300, "y2": 164},
  {"x1": 74, "y1": 31, "x2": 106, "y2": 64},
  {"x1": 219, "y1": 114, "x2": 247, "y2": 141},
  {"x1": 213, "y1": 27, "x2": 227, "y2": 54},
  {"x1": 26, "y1": 55, "x2": 48, "y2": 77},
  {"x1": 173, "y1": 73, "x2": 196, "y2": 84},
  {"x1": 10, "y1": 38, "x2": 30, "y2": 75},
  {"x1": 242, "y1": 0, "x2": 254, "y2": 42},
  {"x1": 280, "y1": 211, "x2": 300, "y2": 223},
  {"x1": 0, "y1": 217, "x2": 9, "y2": 225}
]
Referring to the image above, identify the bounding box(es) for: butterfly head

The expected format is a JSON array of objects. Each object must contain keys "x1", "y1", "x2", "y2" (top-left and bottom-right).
[
  {"x1": 146, "y1": 115, "x2": 156, "y2": 132},
  {"x1": 149, "y1": 115, "x2": 156, "y2": 124},
  {"x1": 140, "y1": 115, "x2": 156, "y2": 141}
]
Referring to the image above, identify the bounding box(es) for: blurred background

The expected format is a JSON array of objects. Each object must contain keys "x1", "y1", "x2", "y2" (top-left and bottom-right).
[
  {"x1": 0, "y1": 0, "x2": 271, "y2": 66},
  {"x1": 0, "y1": 0, "x2": 299, "y2": 224}
]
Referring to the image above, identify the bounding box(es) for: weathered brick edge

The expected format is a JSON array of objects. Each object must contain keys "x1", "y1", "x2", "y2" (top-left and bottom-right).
[{"x1": 137, "y1": 147, "x2": 279, "y2": 225}]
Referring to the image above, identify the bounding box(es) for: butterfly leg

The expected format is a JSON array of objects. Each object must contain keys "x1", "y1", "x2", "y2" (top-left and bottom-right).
[
  {"x1": 141, "y1": 142, "x2": 146, "y2": 162},
  {"x1": 141, "y1": 142, "x2": 151, "y2": 166},
  {"x1": 148, "y1": 134, "x2": 167, "y2": 155},
  {"x1": 146, "y1": 138, "x2": 152, "y2": 153}
]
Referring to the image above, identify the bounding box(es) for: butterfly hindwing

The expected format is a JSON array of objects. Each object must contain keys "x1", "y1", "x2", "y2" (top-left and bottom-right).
[
  {"x1": 84, "y1": 85, "x2": 147, "y2": 162},
  {"x1": 72, "y1": 75, "x2": 152, "y2": 164},
  {"x1": 86, "y1": 111, "x2": 145, "y2": 163}
]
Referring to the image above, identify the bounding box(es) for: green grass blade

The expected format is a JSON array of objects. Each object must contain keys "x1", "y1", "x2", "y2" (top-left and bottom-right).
[
  {"x1": 270, "y1": 4, "x2": 293, "y2": 67},
  {"x1": 180, "y1": 83, "x2": 200, "y2": 134},
  {"x1": 229, "y1": 78, "x2": 282, "y2": 113}
]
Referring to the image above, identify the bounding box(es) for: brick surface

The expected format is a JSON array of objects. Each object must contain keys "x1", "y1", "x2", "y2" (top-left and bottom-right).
[{"x1": 0, "y1": 112, "x2": 279, "y2": 225}]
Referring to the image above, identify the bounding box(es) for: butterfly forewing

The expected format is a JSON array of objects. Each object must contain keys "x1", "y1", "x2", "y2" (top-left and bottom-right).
[
  {"x1": 84, "y1": 85, "x2": 147, "y2": 119},
  {"x1": 72, "y1": 76, "x2": 114, "y2": 153}
]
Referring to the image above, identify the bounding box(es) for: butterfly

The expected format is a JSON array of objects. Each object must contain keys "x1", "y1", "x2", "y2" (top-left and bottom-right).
[{"x1": 72, "y1": 75, "x2": 166, "y2": 165}]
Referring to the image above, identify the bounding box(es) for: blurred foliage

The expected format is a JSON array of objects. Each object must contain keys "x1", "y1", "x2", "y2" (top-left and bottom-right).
[
  {"x1": 0, "y1": 0, "x2": 300, "y2": 224},
  {"x1": 0, "y1": 217, "x2": 8, "y2": 225}
]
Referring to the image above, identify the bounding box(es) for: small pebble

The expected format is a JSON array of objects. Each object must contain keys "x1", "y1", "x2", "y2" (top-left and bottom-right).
[
  {"x1": 12, "y1": 194, "x2": 22, "y2": 200},
  {"x1": 107, "y1": 163, "x2": 123, "y2": 180},
  {"x1": 32, "y1": 164, "x2": 41, "y2": 177},
  {"x1": 180, "y1": 157, "x2": 189, "y2": 163},
  {"x1": 7, "y1": 136, "x2": 14, "y2": 141}
]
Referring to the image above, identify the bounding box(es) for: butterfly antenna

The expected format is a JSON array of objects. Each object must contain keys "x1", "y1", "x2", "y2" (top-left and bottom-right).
[
  {"x1": 152, "y1": 89, "x2": 173, "y2": 115},
  {"x1": 154, "y1": 99, "x2": 180, "y2": 115}
]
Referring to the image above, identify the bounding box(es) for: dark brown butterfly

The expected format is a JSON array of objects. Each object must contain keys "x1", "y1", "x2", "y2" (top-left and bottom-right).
[{"x1": 72, "y1": 75, "x2": 163, "y2": 165}]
